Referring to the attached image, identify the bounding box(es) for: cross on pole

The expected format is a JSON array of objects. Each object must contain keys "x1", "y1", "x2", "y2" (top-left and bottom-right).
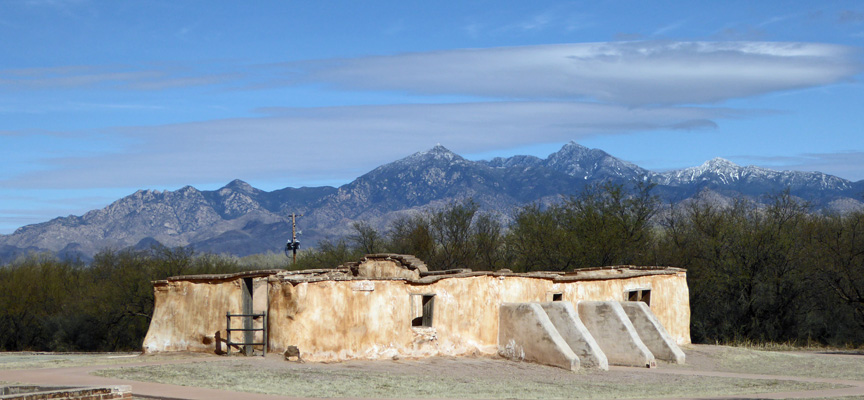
[{"x1": 284, "y1": 213, "x2": 303, "y2": 264}]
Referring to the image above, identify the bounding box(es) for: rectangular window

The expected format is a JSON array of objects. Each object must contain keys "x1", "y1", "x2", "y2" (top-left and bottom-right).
[
  {"x1": 552, "y1": 293, "x2": 563, "y2": 301},
  {"x1": 626, "y1": 289, "x2": 651, "y2": 306},
  {"x1": 410, "y1": 294, "x2": 435, "y2": 327}
]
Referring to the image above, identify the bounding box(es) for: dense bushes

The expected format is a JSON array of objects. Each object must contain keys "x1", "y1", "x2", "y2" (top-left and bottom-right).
[
  {"x1": 507, "y1": 181, "x2": 658, "y2": 271},
  {"x1": 0, "y1": 246, "x2": 250, "y2": 351},
  {"x1": 294, "y1": 183, "x2": 864, "y2": 346},
  {"x1": 656, "y1": 192, "x2": 864, "y2": 346},
  {"x1": 2, "y1": 181, "x2": 864, "y2": 351}
]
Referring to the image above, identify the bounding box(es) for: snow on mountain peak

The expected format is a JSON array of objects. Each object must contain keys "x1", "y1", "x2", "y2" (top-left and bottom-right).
[
  {"x1": 412, "y1": 144, "x2": 461, "y2": 162},
  {"x1": 697, "y1": 157, "x2": 741, "y2": 174},
  {"x1": 704, "y1": 157, "x2": 737, "y2": 168},
  {"x1": 561, "y1": 140, "x2": 589, "y2": 151},
  {"x1": 655, "y1": 157, "x2": 744, "y2": 185}
]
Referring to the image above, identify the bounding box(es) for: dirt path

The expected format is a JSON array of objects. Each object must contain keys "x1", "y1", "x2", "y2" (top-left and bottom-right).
[
  {"x1": 2, "y1": 348, "x2": 864, "y2": 400},
  {"x1": 0, "y1": 357, "x2": 312, "y2": 400}
]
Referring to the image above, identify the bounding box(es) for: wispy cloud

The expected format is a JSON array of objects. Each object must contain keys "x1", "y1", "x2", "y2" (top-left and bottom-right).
[
  {"x1": 0, "y1": 101, "x2": 742, "y2": 189},
  {"x1": 462, "y1": 6, "x2": 591, "y2": 38},
  {"x1": 514, "y1": 13, "x2": 553, "y2": 31},
  {"x1": 4, "y1": 41, "x2": 859, "y2": 107},
  {"x1": 0, "y1": 195, "x2": 116, "y2": 233},
  {"x1": 0, "y1": 65, "x2": 239, "y2": 91},
  {"x1": 839, "y1": 10, "x2": 864, "y2": 23},
  {"x1": 287, "y1": 41, "x2": 862, "y2": 106},
  {"x1": 67, "y1": 102, "x2": 165, "y2": 111},
  {"x1": 122, "y1": 73, "x2": 241, "y2": 90},
  {"x1": 758, "y1": 14, "x2": 796, "y2": 28},
  {"x1": 24, "y1": 0, "x2": 86, "y2": 6},
  {"x1": 0, "y1": 66, "x2": 160, "y2": 89},
  {"x1": 652, "y1": 20, "x2": 687, "y2": 36},
  {"x1": 713, "y1": 24, "x2": 766, "y2": 41}
]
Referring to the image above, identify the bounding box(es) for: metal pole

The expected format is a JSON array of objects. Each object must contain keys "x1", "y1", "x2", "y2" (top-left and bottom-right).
[
  {"x1": 263, "y1": 311, "x2": 268, "y2": 357},
  {"x1": 226, "y1": 312, "x2": 231, "y2": 356},
  {"x1": 284, "y1": 213, "x2": 303, "y2": 264},
  {"x1": 292, "y1": 213, "x2": 297, "y2": 264}
]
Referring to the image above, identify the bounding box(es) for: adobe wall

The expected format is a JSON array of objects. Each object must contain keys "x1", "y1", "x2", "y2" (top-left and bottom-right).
[
  {"x1": 564, "y1": 272, "x2": 691, "y2": 344},
  {"x1": 142, "y1": 274, "x2": 269, "y2": 354},
  {"x1": 266, "y1": 272, "x2": 690, "y2": 362},
  {"x1": 141, "y1": 267, "x2": 690, "y2": 360},
  {"x1": 355, "y1": 259, "x2": 420, "y2": 280}
]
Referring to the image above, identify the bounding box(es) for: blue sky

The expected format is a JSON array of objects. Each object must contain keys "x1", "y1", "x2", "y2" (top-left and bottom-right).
[{"x1": 1, "y1": 0, "x2": 863, "y2": 234}]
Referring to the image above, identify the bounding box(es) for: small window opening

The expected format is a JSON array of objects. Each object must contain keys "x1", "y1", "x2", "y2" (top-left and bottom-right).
[
  {"x1": 626, "y1": 289, "x2": 651, "y2": 305},
  {"x1": 552, "y1": 293, "x2": 563, "y2": 301},
  {"x1": 410, "y1": 294, "x2": 435, "y2": 327}
]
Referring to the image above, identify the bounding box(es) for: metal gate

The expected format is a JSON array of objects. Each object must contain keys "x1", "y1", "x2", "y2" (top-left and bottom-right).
[{"x1": 225, "y1": 311, "x2": 267, "y2": 356}]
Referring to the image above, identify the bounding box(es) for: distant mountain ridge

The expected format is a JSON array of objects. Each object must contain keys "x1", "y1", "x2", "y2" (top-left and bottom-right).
[{"x1": 1, "y1": 142, "x2": 862, "y2": 261}]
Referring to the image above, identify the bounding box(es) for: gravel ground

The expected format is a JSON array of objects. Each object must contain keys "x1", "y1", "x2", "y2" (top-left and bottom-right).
[
  {"x1": 93, "y1": 352, "x2": 842, "y2": 399},
  {"x1": 0, "y1": 352, "x2": 184, "y2": 370},
  {"x1": 4, "y1": 345, "x2": 864, "y2": 399}
]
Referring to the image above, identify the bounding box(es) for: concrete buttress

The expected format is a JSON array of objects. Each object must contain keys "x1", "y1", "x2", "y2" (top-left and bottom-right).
[
  {"x1": 498, "y1": 303, "x2": 580, "y2": 371},
  {"x1": 578, "y1": 301, "x2": 656, "y2": 368},
  {"x1": 620, "y1": 301, "x2": 686, "y2": 364},
  {"x1": 539, "y1": 302, "x2": 609, "y2": 370}
]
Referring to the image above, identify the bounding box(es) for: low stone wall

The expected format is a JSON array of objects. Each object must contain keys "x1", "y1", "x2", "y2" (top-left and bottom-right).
[{"x1": 0, "y1": 385, "x2": 131, "y2": 400}]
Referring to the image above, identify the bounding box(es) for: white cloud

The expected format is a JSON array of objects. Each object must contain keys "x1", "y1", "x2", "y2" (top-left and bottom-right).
[
  {"x1": 4, "y1": 42, "x2": 859, "y2": 107},
  {"x1": 291, "y1": 41, "x2": 862, "y2": 105},
  {"x1": 0, "y1": 101, "x2": 741, "y2": 189}
]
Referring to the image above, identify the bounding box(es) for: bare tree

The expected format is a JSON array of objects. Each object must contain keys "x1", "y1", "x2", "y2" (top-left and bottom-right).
[{"x1": 349, "y1": 221, "x2": 383, "y2": 254}]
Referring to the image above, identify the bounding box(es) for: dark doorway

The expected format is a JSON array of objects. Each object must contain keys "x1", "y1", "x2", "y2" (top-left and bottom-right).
[
  {"x1": 242, "y1": 278, "x2": 254, "y2": 355},
  {"x1": 411, "y1": 294, "x2": 435, "y2": 327}
]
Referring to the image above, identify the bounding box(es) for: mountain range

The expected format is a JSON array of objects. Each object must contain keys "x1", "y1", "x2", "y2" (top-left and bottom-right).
[{"x1": 2, "y1": 142, "x2": 862, "y2": 262}]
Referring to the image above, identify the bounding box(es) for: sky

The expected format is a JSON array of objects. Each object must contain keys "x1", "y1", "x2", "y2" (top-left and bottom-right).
[{"x1": 1, "y1": 0, "x2": 863, "y2": 234}]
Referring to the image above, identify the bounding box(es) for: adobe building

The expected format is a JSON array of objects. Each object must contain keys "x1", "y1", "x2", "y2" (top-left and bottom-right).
[{"x1": 142, "y1": 254, "x2": 690, "y2": 370}]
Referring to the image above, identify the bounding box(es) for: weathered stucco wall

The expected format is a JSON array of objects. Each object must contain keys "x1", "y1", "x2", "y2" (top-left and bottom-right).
[
  {"x1": 264, "y1": 273, "x2": 689, "y2": 362},
  {"x1": 356, "y1": 259, "x2": 420, "y2": 280},
  {"x1": 557, "y1": 272, "x2": 691, "y2": 345},
  {"x1": 142, "y1": 276, "x2": 270, "y2": 354},
  {"x1": 143, "y1": 267, "x2": 690, "y2": 361},
  {"x1": 142, "y1": 279, "x2": 242, "y2": 353}
]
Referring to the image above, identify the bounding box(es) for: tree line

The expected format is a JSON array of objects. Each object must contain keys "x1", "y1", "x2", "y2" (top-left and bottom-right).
[
  {"x1": 1, "y1": 180, "x2": 863, "y2": 351},
  {"x1": 294, "y1": 181, "x2": 864, "y2": 346},
  {"x1": 0, "y1": 246, "x2": 249, "y2": 351}
]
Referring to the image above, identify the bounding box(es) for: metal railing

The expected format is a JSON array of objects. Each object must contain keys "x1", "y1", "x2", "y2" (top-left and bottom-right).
[{"x1": 225, "y1": 311, "x2": 267, "y2": 356}]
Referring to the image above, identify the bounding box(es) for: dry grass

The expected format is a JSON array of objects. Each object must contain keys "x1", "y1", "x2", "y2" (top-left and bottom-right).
[
  {"x1": 6, "y1": 346, "x2": 861, "y2": 399},
  {"x1": 0, "y1": 352, "x2": 188, "y2": 370},
  {"x1": 94, "y1": 355, "x2": 841, "y2": 399},
  {"x1": 783, "y1": 397, "x2": 864, "y2": 400},
  {"x1": 709, "y1": 346, "x2": 864, "y2": 381},
  {"x1": 716, "y1": 338, "x2": 864, "y2": 353}
]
